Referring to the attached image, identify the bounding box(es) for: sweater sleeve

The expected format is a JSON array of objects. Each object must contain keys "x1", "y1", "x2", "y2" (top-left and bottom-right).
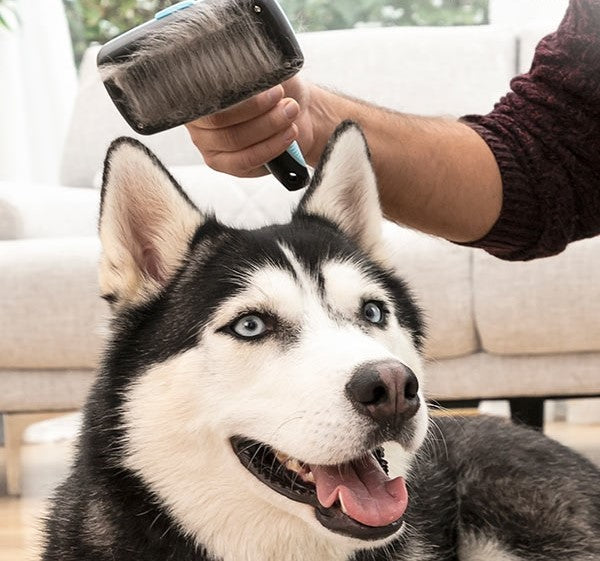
[{"x1": 459, "y1": 0, "x2": 600, "y2": 261}]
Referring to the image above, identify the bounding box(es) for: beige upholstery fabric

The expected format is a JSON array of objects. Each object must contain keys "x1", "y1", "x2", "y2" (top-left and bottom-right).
[
  {"x1": 0, "y1": 185, "x2": 22, "y2": 239},
  {"x1": 0, "y1": 237, "x2": 107, "y2": 369},
  {"x1": 159, "y1": 166, "x2": 302, "y2": 229},
  {"x1": 381, "y1": 223, "x2": 477, "y2": 360},
  {"x1": 0, "y1": 184, "x2": 99, "y2": 238},
  {"x1": 426, "y1": 352, "x2": 600, "y2": 400},
  {"x1": 299, "y1": 26, "x2": 516, "y2": 116},
  {"x1": 474, "y1": 237, "x2": 600, "y2": 355},
  {"x1": 4, "y1": 350, "x2": 599, "y2": 412},
  {"x1": 0, "y1": 369, "x2": 94, "y2": 412}
]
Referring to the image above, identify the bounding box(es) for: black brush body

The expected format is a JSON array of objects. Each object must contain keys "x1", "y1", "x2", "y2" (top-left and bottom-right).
[{"x1": 97, "y1": 0, "x2": 309, "y2": 190}]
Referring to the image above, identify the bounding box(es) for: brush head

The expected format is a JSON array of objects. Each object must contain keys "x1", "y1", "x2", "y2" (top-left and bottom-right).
[{"x1": 97, "y1": 0, "x2": 304, "y2": 135}]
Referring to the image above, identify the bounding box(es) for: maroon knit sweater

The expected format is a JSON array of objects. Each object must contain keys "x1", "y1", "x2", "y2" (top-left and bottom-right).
[{"x1": 460, "y1": 0, "x2": 600, "y2": 261}]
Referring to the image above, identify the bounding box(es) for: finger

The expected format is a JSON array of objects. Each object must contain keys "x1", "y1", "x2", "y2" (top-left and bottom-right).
[
  {"x1": 187, "y1": 85, "x2": 284, "y2": 130},
  {"x1": 232, "y1": 167, "x2": 270, "y2": 178},
  {"x1": 204, "y1": 124, "x2": 299, "y2": 177},
  {"x1": 194, "y1": 98, "x2": 300, "y2": 153}
]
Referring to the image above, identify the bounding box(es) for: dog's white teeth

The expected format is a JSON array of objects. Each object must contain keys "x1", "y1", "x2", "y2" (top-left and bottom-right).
[
  {"x1": 339, "y1": 494, "x2": 348, "y2": 515},
  {"x1": 301, "y1": 470, "x2": 315, "y2": 483},
  {"x1": 285, "y1": 458, "x2": 302, "y2": 473},
  {"x1": 276, "y1": 451, "x2": 290, "y2": 464}
]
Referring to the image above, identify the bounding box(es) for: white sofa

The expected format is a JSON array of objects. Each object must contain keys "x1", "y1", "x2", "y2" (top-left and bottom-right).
[{"x1": 1, "y1": 24, "x2": 599, "y2": 495}]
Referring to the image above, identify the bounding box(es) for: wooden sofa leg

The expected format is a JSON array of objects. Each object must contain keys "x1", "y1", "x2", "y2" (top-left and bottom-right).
[
  {"x1": 4, "y1": 412, "x2": 27, "y2": 496},
  {"x1": 3, "y1": 411, "x2": 68, "y2": 496},
  {"x1": 509, "y1": 398, "x2": 545, "y2": 431}
]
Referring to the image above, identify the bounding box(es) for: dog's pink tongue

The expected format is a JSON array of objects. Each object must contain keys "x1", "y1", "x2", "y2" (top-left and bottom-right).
[{"x1": 310, "y1": 455, "x2": 408, "y2": 527}]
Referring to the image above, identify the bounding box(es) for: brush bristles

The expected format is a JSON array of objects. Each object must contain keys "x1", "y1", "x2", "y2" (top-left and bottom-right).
[{"x1": 100, "y1": 0, "x2": 301, "y2": 131}]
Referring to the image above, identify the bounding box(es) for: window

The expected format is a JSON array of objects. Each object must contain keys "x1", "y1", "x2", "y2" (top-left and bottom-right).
[{"x1": 63, "y1": 0, "x2": 489, "y2": 66}]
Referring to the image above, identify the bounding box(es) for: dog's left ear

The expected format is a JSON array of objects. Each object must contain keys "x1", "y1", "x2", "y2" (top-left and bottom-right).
[
  {"x1": 297, "y1": 121, "x2": 382, "y2": 255},
  {"x1": 99, "y1": 138, "x2": 204, "y2": 309}
]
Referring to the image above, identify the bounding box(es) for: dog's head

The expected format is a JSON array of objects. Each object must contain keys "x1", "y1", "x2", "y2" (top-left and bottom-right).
[{"x1": 99, "y1": 121, "x2": 428, "y2": 555}]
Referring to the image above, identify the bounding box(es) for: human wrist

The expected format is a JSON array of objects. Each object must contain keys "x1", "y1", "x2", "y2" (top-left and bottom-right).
[{"x1": 304, "y1": 84, "x2": 348, "y2": 166}]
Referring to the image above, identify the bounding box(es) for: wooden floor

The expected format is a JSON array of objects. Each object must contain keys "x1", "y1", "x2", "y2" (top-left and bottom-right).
[{"x1": 1, "y1": 422, "x2": 599, "y2": 561}]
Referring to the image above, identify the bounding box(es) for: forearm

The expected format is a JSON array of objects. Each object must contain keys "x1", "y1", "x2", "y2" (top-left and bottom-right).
[{"x1": 305, "y1": 85, "x2": 502, "y2": 243}]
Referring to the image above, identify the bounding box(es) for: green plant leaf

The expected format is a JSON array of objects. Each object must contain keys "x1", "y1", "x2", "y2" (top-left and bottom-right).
[{"x1": 62, "y1": 0, "x2": 488, "y2": 67}]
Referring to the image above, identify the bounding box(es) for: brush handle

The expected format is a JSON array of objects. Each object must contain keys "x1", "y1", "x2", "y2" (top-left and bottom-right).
[{"x1": 266, "y1": 141, "x2": 309, "y2": 191}]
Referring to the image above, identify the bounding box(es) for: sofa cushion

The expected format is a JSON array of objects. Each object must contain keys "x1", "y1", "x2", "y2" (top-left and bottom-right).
[
  {"x1": 426, "y1": 351, "x2": 600, "y2": 400},
  {"x1": 473, "y1": 237, "x2": 600, "y2": 355},
  {"x1": 0, "y1": 237, "x2": 107, "y2": 369},
  {"x1": 381, "y1": 223, "x2": 477, "y2": 360},
  {"x1": 299, "y1": 25, "x2": 516, "y2": 117},
  {"x1": 93, "y1": 164, "x2": 304, "y2": 229},
  {"x1": 0, "y1": 369, "x2": 94, "y2": 412},
  {"x1": 0, "y1": 183, "x2": 99, "y2": 239},
  {"x1": 0, "y1": 184, "x2": 22, "y2": 239}
]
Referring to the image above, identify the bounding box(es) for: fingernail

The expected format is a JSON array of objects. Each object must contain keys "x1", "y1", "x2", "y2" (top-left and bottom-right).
[
  {"x1": 268, "y1": 85, "x2": 283, "y2": 103},
  {"x1": 284, "y1": 124, "x2": 298, "y2": 142},
  {"x1": 283, "y1": 100, "x2": 299, "y2": 120}
]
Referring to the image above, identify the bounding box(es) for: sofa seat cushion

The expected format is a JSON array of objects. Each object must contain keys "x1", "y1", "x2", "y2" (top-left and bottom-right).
[
  {"x1": 0, "y1": 237, "x2": 106, "y2": 369},
  {"x1": 0, "y1": 369, "x2": 94, "y2": 412},
  {"x1": 0, "y1": 184, "x2": 21, "y2": 239},
  {"x1": 0, "y1": 183, "x2": 100, "y2": 239},
  {"x1": 474, "y1": 237, "x2": 600, "y2": 355},
  {"x1": 426, "y1": 352, "x2": 600, "y2": 400},
  {"x1": 381, "y1": 223, "x2": 477, "y2": 360}
]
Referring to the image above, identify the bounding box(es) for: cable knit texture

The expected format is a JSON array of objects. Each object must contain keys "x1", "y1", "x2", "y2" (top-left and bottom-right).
[{"x1": 460, "y1": 0, "x2": 600, "y2": 260}]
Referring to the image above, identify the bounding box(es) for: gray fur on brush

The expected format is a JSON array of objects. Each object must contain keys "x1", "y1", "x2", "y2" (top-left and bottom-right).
[{"x1": 98, "y1": 0, "x2": 304, "y2": 134}]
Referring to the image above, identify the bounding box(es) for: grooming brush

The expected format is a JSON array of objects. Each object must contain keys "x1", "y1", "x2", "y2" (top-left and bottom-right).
[{"x1": 97, "y1": 0, "x2": 309, "y2": 191}]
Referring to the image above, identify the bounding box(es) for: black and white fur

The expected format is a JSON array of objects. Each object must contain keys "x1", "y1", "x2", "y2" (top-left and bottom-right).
[{"x1": 43, "y1": 122, "x2": 600, "y2": 561}]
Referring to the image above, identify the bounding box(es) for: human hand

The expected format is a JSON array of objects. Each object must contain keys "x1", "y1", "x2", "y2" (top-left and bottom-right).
[{"x1": 185, "y1": 76, "x2": 316, "y2": 178}]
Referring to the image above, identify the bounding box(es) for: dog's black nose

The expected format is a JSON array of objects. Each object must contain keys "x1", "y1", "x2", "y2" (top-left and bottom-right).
[{"x1": 346, "y1": 361, "x2": 420, "y2": 429}]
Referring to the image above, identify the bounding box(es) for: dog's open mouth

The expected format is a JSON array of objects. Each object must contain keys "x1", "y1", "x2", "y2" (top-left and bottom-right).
[{"x1": 230, "y1": 436, "x2": 407, "y2": 541}]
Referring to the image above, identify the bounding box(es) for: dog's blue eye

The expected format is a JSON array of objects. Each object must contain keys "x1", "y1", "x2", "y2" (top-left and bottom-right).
[
  {"x1": 232, "y1": 315, "x2": 267, "y2": 338},
  {"x1": 363, "y1": 301, "x2": 385, "y2": 324}
]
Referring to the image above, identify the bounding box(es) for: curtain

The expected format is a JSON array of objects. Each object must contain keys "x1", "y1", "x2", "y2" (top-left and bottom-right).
[{"x1": 0, "y1": 0, "x2": 77, "y2": 184}]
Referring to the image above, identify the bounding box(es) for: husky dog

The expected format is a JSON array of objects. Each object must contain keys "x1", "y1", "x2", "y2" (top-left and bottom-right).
[{"x1": 43, "y1": 122, "x2": 600, "y2": 561}]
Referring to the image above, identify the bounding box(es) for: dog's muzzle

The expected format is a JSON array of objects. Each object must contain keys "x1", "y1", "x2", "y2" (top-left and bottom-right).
[
  {"x1": 345, "y1": 360, "x2": 420, "y2": 436},
  {"x1": 230, "y1": 360, "x2": 421, "y2": 541}
]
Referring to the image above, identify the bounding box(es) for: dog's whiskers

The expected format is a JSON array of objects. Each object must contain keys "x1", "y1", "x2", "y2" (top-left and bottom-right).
[
  {"x1": 269, "y1": 451, "x2": 280, "y2": 478},
  {"x1": 267, "y1": 414, "x2": 306, "y2": 443},
  {"x1": 290, "y1": 470, "x2": 303, "y2": 493},
  {"x1": 248, "y1": 443, "x2": 268, "y2": 469},
  {"x1": 238, "y1": 441, "x2": 261, "y2": 456},
  {"x1": 426, "y1": 417, "x2": 449, "y2": 462}
]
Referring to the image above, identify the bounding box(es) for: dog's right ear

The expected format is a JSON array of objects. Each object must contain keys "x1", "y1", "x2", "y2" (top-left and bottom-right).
[
  {"x1": 296, "y1": 121, "x2": 383, "y2": 258},
  {"x1": 99, "y1": 138, "x2": 204, "y2": 309}
]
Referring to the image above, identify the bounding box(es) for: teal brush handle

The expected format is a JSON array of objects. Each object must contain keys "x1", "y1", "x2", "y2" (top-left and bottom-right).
[{"x1": 266, "y1": 141, "x2": 309, "y2": 191}]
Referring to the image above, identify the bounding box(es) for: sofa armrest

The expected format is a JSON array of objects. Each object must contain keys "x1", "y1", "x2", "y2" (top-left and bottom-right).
[{"x1": 0, "y1": 183, "x2": 100, "y2": 239}]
